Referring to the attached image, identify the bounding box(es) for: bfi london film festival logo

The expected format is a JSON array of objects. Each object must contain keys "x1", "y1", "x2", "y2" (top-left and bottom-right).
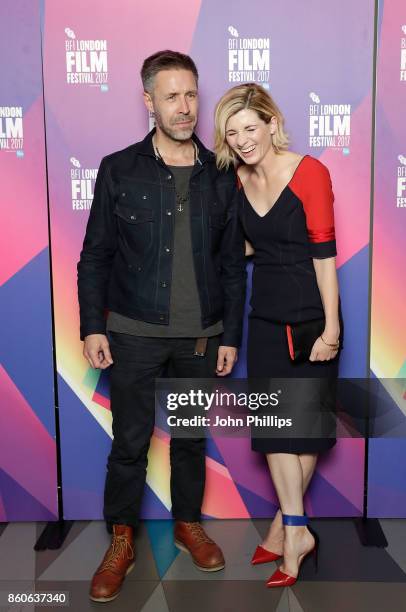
[
  {"x1": 400, "y1": 25, "x2": 406, "y2": 81},
  {"x1": 308, "y1": 92, "x2": 351, "y2": 155},
  {"x1": 0, "y1": 106, "x2": 24, "y2": 157},
  {"x1": 227, "y1": 26, "x2": 270, "y2": 88},
  {"x1": 70, "y1": 157, "x2": 98, "y2": 211},
  {"x1": 64, "y1": 27, "x2": 108, "y2": 90},
  {"x1": 397, "y1": 155, "x2": 406, "y2": 208}
]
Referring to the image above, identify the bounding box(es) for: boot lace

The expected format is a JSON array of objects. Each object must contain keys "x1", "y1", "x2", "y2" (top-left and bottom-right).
[
  {"x1": 98, "y1": 534, "x2": 134, "y2": 573},
  {"x1": 186, "y1": 522, "x2": 215, "y2": 545}
]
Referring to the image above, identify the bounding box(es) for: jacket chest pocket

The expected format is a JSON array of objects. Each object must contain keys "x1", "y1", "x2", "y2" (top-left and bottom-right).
[
  {"x1": 114, "y1": 204, "x2": 155, "y2": 256},
  {"x1": 209, "y1": 212, "x2": 226, "y2": 252}
]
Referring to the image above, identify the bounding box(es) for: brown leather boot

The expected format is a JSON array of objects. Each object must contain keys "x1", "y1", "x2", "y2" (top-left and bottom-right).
[
  {"x1": 89, "y1": 524, "x2": 135, "y2": 602},
  {"x1": 174, "y1": 521, "x2": 225, "y2": 571}
]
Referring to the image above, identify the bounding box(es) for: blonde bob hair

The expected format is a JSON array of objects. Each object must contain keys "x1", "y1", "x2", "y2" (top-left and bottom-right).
[{"x1": 214, "y1": 83, "x2": 289, "y2": 170}]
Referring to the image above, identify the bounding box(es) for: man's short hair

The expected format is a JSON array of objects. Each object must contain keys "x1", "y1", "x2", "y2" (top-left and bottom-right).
[{"x1": 141, "y1": 50, "x2": 199, "y2": 93}]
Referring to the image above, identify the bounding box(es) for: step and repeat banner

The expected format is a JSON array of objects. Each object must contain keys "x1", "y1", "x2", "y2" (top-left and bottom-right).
[
  {"x1": 42, "y1": 0, "x2": 373, "y2": 521},
  {"x1": 0, "y1": 0, "x2": 58, "y2": 521},
  {"x1": 368, "y1": 0, "x2": 406, "y2": 517},
  {"x1": 1, "y1": 0, "x2": 404, "y2": 521}
]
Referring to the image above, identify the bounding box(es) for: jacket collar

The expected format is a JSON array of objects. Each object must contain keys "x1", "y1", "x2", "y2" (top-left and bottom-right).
[{"x1": 136, "y1": 128, "x2": 214, "y2": 165}]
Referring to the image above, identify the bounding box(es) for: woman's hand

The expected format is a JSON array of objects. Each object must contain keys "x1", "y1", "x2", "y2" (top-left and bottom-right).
[
  {"x1": 309, "y1": 333, "x2": 339, "y2": 362},
  {"x1": 311, "y1": 257, "x2": 340, "y2": 362}
]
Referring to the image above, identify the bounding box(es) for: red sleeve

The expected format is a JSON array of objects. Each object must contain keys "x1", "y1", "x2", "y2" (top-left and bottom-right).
[{"x1": 290, "y1": 157, "x2": 337, "y2": 259}]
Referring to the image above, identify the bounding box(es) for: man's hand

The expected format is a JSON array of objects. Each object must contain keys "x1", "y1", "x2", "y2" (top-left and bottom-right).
[
  {"x1": 83, "y1": 334, "x2": 113, "y2": 369},
  {"x1": 216, "y1": 346, "x2": 238, "y2": 376}
]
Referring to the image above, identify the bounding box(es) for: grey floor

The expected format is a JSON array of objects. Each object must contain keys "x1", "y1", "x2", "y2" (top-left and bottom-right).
[{"x1": 0, "y1": 519, "x2": 406, "y2": 611}]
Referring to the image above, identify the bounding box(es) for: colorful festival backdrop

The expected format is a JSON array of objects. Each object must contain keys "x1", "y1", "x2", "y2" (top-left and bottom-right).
[
  {"x1": 42, "y1": 0, "x2": 374, "y2": 521},
  {"x1": 368, "y1": 0, "x2": 406, "y2": 517},
  {"x1": 0, "y1": 0, "x2": 58, "y2": 521},
  {"x1": 4, "y1": 0, "x2": 404, "y2": 523}
]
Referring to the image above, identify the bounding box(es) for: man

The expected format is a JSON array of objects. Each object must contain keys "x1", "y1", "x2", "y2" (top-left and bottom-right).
[{"x1": 78, "y1": 50, "x2": 246, "y2": 602}]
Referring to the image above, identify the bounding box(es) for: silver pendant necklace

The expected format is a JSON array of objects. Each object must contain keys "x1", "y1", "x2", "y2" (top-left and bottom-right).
[
  {"x1": 176, "y1": 194, "x2": 187, "y2": 212},
  {"x1": 153, "y1": 137, "x2": 197, "y2": 213}
]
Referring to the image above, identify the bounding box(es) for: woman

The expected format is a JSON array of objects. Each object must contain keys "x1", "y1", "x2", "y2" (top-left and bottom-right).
[{"x1": 214, "y1": 84, "x2": 341, "y2": 588}]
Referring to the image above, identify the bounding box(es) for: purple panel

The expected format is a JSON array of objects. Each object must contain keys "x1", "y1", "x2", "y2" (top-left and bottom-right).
[
  {"x1": 0, "y1": 0, "x2": 57, "y2": 520},
  {"x1": 368, "y1": 0, "x2": 406, "y2": 515}
]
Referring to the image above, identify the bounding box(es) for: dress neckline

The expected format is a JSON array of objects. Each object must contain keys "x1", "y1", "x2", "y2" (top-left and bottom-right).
[{"x1": 241, "y1": 154, "x2": 309, "y2": 219}]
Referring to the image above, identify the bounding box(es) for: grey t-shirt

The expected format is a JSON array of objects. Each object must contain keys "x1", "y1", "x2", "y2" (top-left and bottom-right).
[{"x1": 107, "y1": 164, "x2": 223, "y2": 337}]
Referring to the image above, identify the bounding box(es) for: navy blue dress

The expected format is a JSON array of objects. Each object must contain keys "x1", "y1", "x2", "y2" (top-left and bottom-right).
[{"x1": 239, "y1": 156, "x2": 339, "y2": 454}]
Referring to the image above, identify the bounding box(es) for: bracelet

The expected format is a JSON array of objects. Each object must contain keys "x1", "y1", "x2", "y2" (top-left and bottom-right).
[{"x1": 320, "y1": 335, "x2": 340, "y2": 349}]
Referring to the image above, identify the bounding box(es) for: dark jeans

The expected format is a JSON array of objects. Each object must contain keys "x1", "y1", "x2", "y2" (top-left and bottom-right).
[{"x1": 103, "y1": 332, "x2": 220, "y2": 532}]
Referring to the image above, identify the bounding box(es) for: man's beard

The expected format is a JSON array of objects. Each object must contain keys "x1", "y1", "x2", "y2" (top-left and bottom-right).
[{"x1": 154, "y1": 109, "x2": 196, "y2": 141}]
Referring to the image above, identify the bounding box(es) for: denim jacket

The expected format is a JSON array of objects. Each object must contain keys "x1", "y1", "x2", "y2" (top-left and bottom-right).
[{"x1": 77, "y1": 129, "x2": 247, "y2": 346}]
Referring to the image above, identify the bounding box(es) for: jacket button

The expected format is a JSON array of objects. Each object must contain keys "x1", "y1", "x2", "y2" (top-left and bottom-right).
[
  {"x1": 165, "y1": 247, "x2": 170, "y2": 253},
  {"x1": 159, "y1": 315, "x2": 164, "y2": 320},
  {"x1": 167, "y1": 175, "x2": 172, "y2": 180},
  {"x1": 166, "y1": 210, "x2": 172, "y2": 216},
  {"x1": 121, "y1": 192, "x2": 126, "y2": 197},
  {"x1": 137, "y1": 266, "x2": 142, "y2": 271},
  {"x1": 130, "y1": 214, "x2": 136, "y2": 220},
  {"x1": 161, "y1": 281, "x2": 167, "y2": 288},
  {"x1": 213, "y1": 201, "x2": 217, "y2": 206},
  {"x1": 142, "y1": 195, "x2": 147, "y2": 199}
]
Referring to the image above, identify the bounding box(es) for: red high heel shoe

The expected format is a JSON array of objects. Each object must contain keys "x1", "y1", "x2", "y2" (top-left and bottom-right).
[
  {"x1": 251, "y1": 545, "x2": 282, "y2": 565},
  {"x1": 251, "y1": 508, "x2": 283, "y2": 564},
  {"x1": 266, "y1": 514, "x2": 319, "y2": 588}
]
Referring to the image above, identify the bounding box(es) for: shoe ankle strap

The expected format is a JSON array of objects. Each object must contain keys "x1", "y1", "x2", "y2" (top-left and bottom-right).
[{"x1": 282, "y1": 513, "x2": 308, "y2": 526}]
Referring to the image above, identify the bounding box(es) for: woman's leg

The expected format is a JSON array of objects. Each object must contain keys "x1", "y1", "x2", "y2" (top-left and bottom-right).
[
  {"x1": 261, "y1": 453, "x2": 317, "y2": 552},
  {"x1": 264, "y1": 453, "x2": 316, "y2": 576}
]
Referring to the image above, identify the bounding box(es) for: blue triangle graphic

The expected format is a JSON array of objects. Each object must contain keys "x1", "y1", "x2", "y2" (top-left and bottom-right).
[
  {"x1": 337, "y1": 245, "x2": 369, "y2": 377},
  {"x1": 205, "y1": 437, "x2": 226, "y2": 466},
  {"x1": 0, "y1": 467, "x2": 57, "y2": 521},
  {"x1": 140, "y1": 484, "x2": 172, "y2": 519},
  {"x1": 306, "y1": 471, "x2": 362, "y2": 516},
  {"x1": 144, "y1": 519, "x2": 179, "y2": 578},
  {"x1": 235, "y1": 481, "x2": 278, "y2": 518},
  {"x1": 0, "y1": 248, "x2": 55, "y2": 435},
  {"x1": 57, "y1": 374, "x2": 112, "y2": 498}
]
